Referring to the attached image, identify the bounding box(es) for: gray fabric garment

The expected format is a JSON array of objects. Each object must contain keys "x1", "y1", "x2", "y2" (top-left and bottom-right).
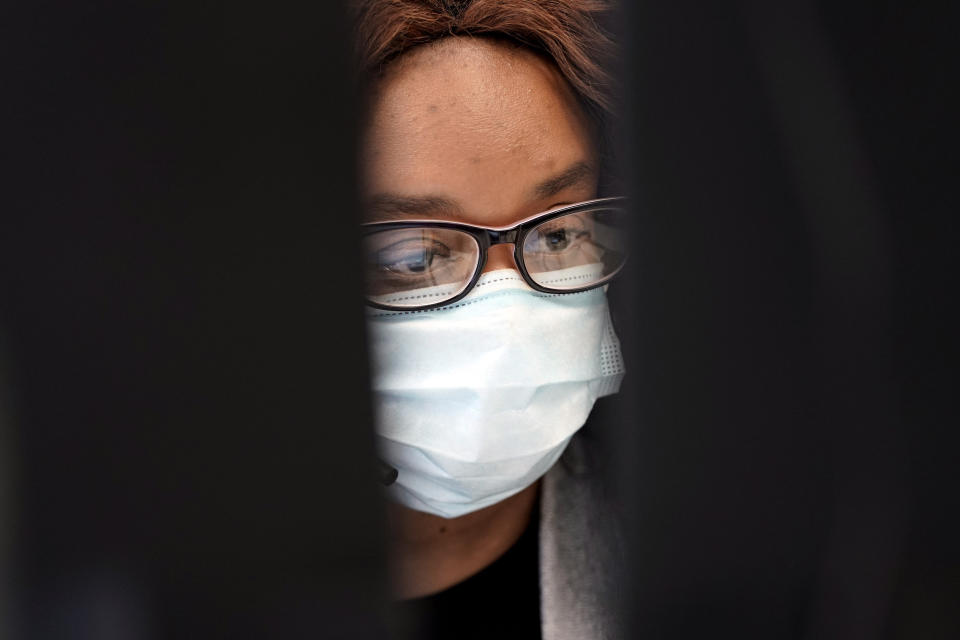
[{"x1": 539, "y1": 433, "x2": 627, "y2": 640}]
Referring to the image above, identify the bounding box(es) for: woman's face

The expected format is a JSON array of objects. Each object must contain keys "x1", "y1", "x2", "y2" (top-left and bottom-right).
[{"x1": 361, "y1": 37, "x2": 599, "y2": 274}]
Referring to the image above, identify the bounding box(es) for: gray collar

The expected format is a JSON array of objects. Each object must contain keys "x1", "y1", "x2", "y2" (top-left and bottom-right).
[{"x1": 539, "y1": 434, "x2": 626, "y2": 640}]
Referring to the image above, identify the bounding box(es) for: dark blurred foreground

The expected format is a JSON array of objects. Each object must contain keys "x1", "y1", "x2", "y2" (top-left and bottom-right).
[
  {"x1": 606, "y1": 1, "x2": 958, "y2": 638},
  {"x1": 2, "y1": 1, "x2": 957, "y2": 638}
]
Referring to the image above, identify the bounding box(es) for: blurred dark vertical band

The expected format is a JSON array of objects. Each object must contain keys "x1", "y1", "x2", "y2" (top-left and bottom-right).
[
  {"x1": 2, "y1": 1, "x2": 391, "y2": 638},
  {"x1": 610, "y1": 0, "x2": 957, "y2": 638},
  {"x1": 1, "y1": 340, "x2": 15, "y2": 639},
  {"x1": 738, "y1": 4, "x2": 903, "y2": 637}
]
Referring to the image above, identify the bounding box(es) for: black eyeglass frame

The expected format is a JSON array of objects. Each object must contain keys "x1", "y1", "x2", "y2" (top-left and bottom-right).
[{"x1": 362, "y1": 196, "x2": 627, "y2": 311}]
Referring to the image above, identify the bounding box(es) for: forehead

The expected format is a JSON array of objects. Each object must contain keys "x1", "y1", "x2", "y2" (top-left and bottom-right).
[{"x1": 361, "y1": 37, "x2": 597, "y2": 225}]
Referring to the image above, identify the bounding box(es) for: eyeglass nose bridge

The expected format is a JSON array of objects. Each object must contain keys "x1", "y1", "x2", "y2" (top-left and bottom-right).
[
  {"x1": 476, "y1": 228, "x2": 526, "y2": 278},
  {"x1": 484, "y1": 228, "x2": 520, "y2": 246}
]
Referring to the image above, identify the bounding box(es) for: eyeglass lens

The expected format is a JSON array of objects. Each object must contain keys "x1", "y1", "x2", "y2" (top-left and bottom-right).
[
  {"x1": 522, "y1": 206, "x2": 627, "y2": 291},
  {"x1": 363, "y1": 228, "x2": 481, "y2": 308},
  {"x1": 363, "y1": 205, "x2": 627, "y2": 309}
]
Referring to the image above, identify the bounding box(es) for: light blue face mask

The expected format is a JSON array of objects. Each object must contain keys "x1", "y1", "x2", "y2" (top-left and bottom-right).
[{"x1": 366, "y1": 266, "x2": 625, "y2": 519}]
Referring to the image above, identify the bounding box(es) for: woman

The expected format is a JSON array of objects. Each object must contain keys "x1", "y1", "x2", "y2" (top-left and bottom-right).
[{"x1": 353, "y1": 1, "x2": 627, "y2": 638}]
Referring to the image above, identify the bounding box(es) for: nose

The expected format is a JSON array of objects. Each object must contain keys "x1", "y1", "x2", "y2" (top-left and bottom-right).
[{"x1": 482, "y1": 243, "x2": 520, "y2": 274}]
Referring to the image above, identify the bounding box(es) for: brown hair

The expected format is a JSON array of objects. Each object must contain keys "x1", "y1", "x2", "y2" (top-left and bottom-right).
[{"x1": 350, "y1": 0, "x2": 618, "y2": 185}]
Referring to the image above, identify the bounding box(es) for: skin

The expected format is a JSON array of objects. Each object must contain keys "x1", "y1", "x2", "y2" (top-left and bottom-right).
[{"x1": 361, "y1": 36, "x2": 599, "y2": 599}]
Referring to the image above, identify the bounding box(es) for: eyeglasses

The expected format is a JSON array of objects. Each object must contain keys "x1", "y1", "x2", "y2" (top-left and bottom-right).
[{"x1": 362, "y1": 197, "x2": 628, "y2": 311}]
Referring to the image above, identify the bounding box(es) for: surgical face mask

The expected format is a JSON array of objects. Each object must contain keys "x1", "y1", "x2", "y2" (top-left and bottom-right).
[{"x1": 366, "y1": 266, "x2": 625, "y2": 519}]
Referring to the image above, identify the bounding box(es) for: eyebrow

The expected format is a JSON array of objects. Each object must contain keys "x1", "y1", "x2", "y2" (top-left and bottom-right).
[
  {"x1": 365, "y1": 161, "x2": 596, "y2": 221},
  {"x1": 533, "y1": 161, "x2": 596, "y2": 199},
  {"x1": 365, "y1": 194, "x2": 464, "y2": 221}
]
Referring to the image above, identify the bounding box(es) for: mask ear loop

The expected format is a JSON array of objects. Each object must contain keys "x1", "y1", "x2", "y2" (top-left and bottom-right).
[{"x1": 378, "y1": 459, "x2": 398, "y2": 486}]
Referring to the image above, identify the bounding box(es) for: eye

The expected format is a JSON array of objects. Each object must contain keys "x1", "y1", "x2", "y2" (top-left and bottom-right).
[
  {"x1": 543, "y1": 227, "x2": 572, "y2": 250},
  {"x1": 376, "y1": 238, "x2": 454, "y2": 276},
  {"x1": 529, "y1": 218, "x2": 590, "y2": 254}
]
